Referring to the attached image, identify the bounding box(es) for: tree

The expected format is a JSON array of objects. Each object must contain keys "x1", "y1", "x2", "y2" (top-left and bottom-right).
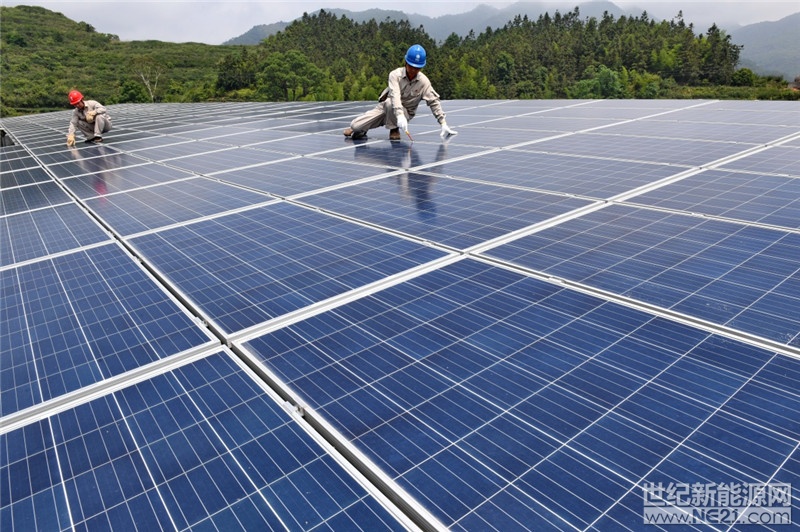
[
  {"x1": 596, "y1": 65, "x2": 624, "y2": 97},
  {"x1": 131, "y1": 55, "x2": 165, "y2": 102},
  {"x1": 491, "y1": 51, "x2": 516, "y2": 96},
  {"x1": 216, "y1": 47, "x2": 257, "y2": 92},
  {"x1": 701, "y1": 24, "x2": 740, "y2": 85},
  {"x1": 119, "y1": 80, "x2": 149, "y2": 103},
  {"x1": 731, "y1": 68, "x2": 756, "y2": 87},
  {"x1": 256, "y1": 50, "x2": 324, "y2": 101}
]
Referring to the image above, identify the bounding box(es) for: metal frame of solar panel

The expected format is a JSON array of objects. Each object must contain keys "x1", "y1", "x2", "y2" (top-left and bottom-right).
[{"x1": 2, "y1": 99, "x2": 799, "y2": 531}]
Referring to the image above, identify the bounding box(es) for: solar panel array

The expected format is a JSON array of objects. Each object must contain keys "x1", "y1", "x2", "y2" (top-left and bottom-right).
[{"x1": 2, "y1": 98, "x2": 799, "y2": 531}]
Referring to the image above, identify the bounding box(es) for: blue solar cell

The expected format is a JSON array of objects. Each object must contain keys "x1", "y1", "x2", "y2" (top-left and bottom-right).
[
  {"x1": 0, "y1": 155, "x2": 38, "y2": 172},
  {"x1": 428, "y1": 149, "x2": 683, "y2": 198},
  {"x1": 486, "y1": 204, "x2": 800, "y2": 345},
  {"x1": 243, "y1": 255, "x2": 800, "y2": 527},
  {"x1": 1, "y1": 204, "x2": 111, "y2": 267},
  {"x1": 0, "y1": 167, "x2": 52, "y2": 188},
  {"x1": 82, "y1": 177, "x2": 271, "y2": 235},
  {"x1": 59, "y1": 163, "x2": 196, "y2": 199},
  {"x1": 0, "y1": 272, "x2": 42, "y2": 416},
  {"x1": 0, "y1": 245, "x2": 212, "y2": 415},
  {"x1": 303, "y1": 175, "x2": 591, "y2": 249},
  {"x1": 212, "y1": 157, "x2": 385, "y2": 197},
  {"x1": 0, "y1": 181, "x2": 71, "y2": 215},
  {"x1": 130, "y1": 202, "x2": 448, "y2": 333},
  {"x1": 1, "y1": 352, "x2": 406, "y2": 530},
  {"x1": 719, "y1": 146, "x2": 800, "y2": 177},
  {"x1": 632, "y1": 169, "x2": 800, "y2": 229},
  {"x1": 46, "y1": 151, "x2": 151, "y2": 179},
  {"x1": 523, "y1": 132, "x2": 758, "y2": 166},
  {"x1": 165, "y1": 147, "x2": 288, "y2": 174},
  {"x1": 2, "y1": 100, "x2": 799, "y2": 531},
  {"x1": 128, "y1": 140, "x2": 231, "y2": 161},
  {"x1": 517, "y1": 446, "x2": 631, "y2": 529},
  {"x1": 326, "y1": 138, "x2": 478, "y2": 166},
  {"x1": 610, "y1": 119, "x2": 793, "y2": 144},
  {"x1": 0, "y1": 421, "x2": 71, "y2": 530},
  {"x1": 570, "y1": 412, "x2": 675, "y2": 479}
]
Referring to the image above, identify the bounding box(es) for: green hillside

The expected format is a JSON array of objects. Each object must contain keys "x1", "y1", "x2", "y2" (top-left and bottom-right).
[
  {"x1": 2, "y1": 5, "x2": 796, "y2": 116},
  {"x1": 0, "y1": 5, "x2": 237, "y2": 115}
]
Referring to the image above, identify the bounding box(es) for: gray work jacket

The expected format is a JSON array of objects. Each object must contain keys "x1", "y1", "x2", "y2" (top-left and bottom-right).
[
  {"x1": 380, "y1": 66, "x2": 446, "y2": 124},
  {"x1": 68, "y1": 100, "x2": 110, "y2": 135}
]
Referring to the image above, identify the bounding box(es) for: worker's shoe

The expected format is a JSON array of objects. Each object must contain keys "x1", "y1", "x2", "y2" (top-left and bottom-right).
[
  {"x1": 85, "y1": 136, "x2": 103, "y2": 144},
  {"x1": 389, "y1": 128, "x2": 401, "y2": 141},
  {"x1": 343, "y1": 127, "x2": 366, "y2": 139}
]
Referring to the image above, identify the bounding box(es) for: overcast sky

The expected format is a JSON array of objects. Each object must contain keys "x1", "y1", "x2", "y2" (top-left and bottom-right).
[{"x1": 2, "y1": 1, "x2": 798, "y2": 44}]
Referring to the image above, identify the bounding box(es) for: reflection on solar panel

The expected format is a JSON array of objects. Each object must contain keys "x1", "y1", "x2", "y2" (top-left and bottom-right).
[{"x1": 2, "y1": 99, "x2": 799, "y2": 530}]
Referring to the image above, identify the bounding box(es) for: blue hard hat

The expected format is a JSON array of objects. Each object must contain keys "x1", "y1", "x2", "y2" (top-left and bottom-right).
[{"x1": 405, "y1": 45, "x2": 426, "y2": 68}]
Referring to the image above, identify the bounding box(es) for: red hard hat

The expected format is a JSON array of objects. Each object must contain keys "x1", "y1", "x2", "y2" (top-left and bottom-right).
[{"x1": 68, "y1": 90, "x2": 83, "y2": 105}]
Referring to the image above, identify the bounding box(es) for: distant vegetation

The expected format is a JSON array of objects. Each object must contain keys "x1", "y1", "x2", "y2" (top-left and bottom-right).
[
  {"x1": 1, "y1": 5, "x2": 796, "y2": 116},
  {"x1": 0, "y1": 5, "x2": 237, "y2": 115}
]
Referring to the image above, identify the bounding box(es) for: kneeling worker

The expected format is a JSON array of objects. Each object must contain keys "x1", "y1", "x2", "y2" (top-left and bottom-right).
[
  {"x1": 66, "y1": 90, "x2": 112, "y2": 146},
  {"x1": 344, "y1": 44, "x2": 456, "y2": 141}
]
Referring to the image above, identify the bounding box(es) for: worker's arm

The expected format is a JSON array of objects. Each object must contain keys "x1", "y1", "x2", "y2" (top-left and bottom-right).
[
  {"x1": 85, "y1": 100, "x2": 107, "y2": 115},
  {"x1": 422, "y1": 85, "x2": 446, "y2": 124},
  {"x1": 421, "y1": 84, "x2": 455, "y2": 137},
  {"x1": 387, "y1": 67, "x2": 413, "y2": 121}
]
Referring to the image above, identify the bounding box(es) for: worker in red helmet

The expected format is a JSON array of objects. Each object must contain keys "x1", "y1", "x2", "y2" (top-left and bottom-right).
[
  {"x1": 66, "y1": 90, "x2": 112, "y2": 147},
  {"x1": 344, "y1": 45, "x2": 456, "y2": 141}
]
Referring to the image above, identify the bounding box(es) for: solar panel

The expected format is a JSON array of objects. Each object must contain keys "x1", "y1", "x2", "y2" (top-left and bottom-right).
[
  {"x1": 2, "y1": 99, "x2": 799, "y2": 530},
  {"x1": 484, "y1": 204, "x2": 800, "y2": 345},
  {"x1": 520, "y1": 132, "x2": 760, "y2": 166},
  {"x1": 419, "y1": 149, "x2": 683, "y2": 198},
  {"x1": 301, "y1": 174, "x2": 592, "y2": 249},
  {"x1": 83, "y1": 177, "x2": 273, "y2": 236},
  {"x1": 1, "y1": 181, "x2": 72, "y2": 216},
  {"x1": 718, "y1": 146, "x2": 800, "y2": 177},
  {"x1": 59, "y1": 163, "x2": 197, "y2": 198},
  {"x1": 240, "y1": 258, "x2": 790, "y2": 529},
  {"x1": 128, "y1": 202, "x2": 448, "y2": 334},
  {"x1": 211, "y1": 157, "x2": 392, "y2": 197},
  {"x1": 630, "y1": 168, "x2": 800, "y2": 228},
  {"x1": 1, "y1": 351, "x2": 410, "y2": 530},
  {"x1": 1, "y1": 204, "x2": 111, "y2": 266}
]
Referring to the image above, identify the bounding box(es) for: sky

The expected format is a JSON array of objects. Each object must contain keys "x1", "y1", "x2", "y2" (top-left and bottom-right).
[{"x1": 2, "y1": 1, "x2": 798, "y2": 44}]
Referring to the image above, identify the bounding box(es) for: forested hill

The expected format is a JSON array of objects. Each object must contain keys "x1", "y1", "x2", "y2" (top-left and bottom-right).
[
  {"x1": 1, "y1": 5, "x2": 796, "y2": 116},
  {"x1": 216, "y1": 9, "x2": 795, "y2": 102},
  {"x1": 0, "y1": 5, "x2": 237, "y2": 115}
]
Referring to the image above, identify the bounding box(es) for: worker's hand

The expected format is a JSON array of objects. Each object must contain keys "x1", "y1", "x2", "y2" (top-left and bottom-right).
[
  {"x1": 397, "y1": 114, "x2": 408, "y2": 133},
  {"x1": 66, "y1": 134, "x2": 75, "y2": 147},
  {"x1": 440, "y1": 121, "x2": 457, "y2": 138},
  {"x1": 85, "y1": 110, "x2": 96, "y2": 123}
]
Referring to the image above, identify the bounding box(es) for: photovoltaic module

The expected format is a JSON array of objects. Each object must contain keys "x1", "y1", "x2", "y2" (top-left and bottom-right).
[{"x1": 2, "y1": 99, "x2": 799, "y2": 530}]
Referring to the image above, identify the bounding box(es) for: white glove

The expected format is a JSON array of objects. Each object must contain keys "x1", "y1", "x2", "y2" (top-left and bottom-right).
[
  {"x1": 85, "y1": 110, "x2": 96, "y2": 123},
  {"x1": 396, "y1": 114, "x2": 408, "y2": 133},
  {"x1": 67, "y1": 134, "x2": 75, "y2": 147},
  {"x1": 440, "y1": 121, "x2": 457, "y2": 138}
]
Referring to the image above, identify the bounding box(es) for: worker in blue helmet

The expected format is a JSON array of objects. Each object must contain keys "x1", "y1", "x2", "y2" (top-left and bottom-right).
[{"x1": 344, "y1": 44, "x2": 457, "y2": 141}]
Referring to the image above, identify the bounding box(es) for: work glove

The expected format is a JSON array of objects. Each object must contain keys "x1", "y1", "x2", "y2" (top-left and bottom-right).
[
  {"x1": 85, "y1": 110, "x2": 96, "y2": 123},
  {"x1": 440, "y1": 120, "x2": 457, "y2": 138},
  {"x1": 67, "y1": 134, "x2": 75, "y2": 147},
  {"x1": 396, "y1": 114, "x2": 408, "y2": 133}
]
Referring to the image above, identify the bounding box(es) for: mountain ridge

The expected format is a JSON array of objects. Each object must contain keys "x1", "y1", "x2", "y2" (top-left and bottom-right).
[
  {"x1": 731, "y1": 12, "x2": 799, "y2": 81},
  {"x1": 223, "y1": 2, "x2": 799, "y2": 81}
]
